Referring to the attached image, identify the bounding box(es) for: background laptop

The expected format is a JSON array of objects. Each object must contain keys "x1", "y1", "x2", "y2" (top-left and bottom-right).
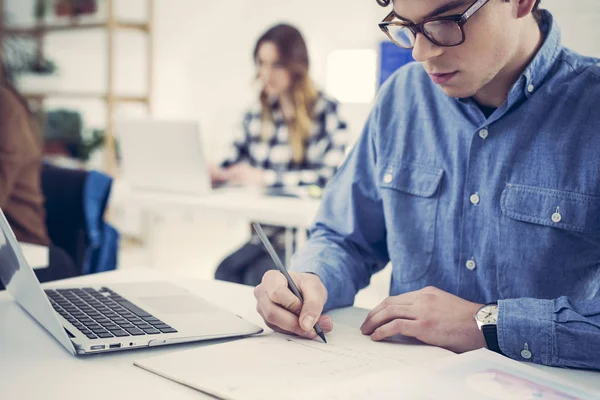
[
  {"x1": 0, "y1": 208, "x2": 262, "y2": 355},
  {"x1": 116, "y1": 119, "x2": 212, "y2": 195}
]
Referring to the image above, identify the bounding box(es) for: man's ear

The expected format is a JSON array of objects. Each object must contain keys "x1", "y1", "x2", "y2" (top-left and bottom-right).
[{"x1": 514, "y1": 0, "x2": 538, "y2": 19}]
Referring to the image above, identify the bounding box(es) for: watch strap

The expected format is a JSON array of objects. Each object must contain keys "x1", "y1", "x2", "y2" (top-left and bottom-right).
[{"x1": 482, "y1": 324, "x2": 503, "y2": 355}]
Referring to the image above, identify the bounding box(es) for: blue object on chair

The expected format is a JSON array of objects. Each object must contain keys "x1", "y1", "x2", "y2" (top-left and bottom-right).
[
  {"x1": 379, "y1": 42, "x2": 415, "y2": 87},
  {"x1": 41, "y1": 164, "x2": 119, "y2": 275},
  {"x1": 82, "y1": 170, "x2": 119, "y2": 274}
]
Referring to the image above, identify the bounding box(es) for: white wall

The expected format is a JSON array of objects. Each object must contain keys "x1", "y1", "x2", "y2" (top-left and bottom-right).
[{"x1": 5, "y1": 0, "x2": 600, "y2": 163}]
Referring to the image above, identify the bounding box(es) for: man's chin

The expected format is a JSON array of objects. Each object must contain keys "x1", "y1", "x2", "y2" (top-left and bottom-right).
[{"x1": 437, "y1": 84, "x2": 478, "y2": 99}]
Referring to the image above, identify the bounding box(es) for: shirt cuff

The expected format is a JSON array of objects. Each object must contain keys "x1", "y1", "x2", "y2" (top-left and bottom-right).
[
  {"x1": 498, "y1": 298, "x2": 555, "y2": 365},
  {"x1": 290, "y1": 252, "x2": 347, "y2": 312}
]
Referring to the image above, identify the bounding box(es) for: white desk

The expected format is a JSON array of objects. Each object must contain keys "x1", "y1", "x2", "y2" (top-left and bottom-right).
[
  {"x1": 3, "y1": 269, "x2": 599, "y2": 400},
  {"x1": 130, "y1": 186, "x2": 320, "y2": 230}
]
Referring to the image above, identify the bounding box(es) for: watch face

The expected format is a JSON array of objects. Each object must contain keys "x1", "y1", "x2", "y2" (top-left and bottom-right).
[{"x1": 476, "y1": 305, "x2": 498, "y2": 324}]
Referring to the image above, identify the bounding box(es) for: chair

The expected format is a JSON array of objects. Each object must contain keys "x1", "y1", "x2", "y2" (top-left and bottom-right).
[{"x1": 41, "y1": 163, "x2": 119, "y2": 275}]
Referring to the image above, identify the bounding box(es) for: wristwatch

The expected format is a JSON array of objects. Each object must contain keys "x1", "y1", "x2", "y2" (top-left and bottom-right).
[{"x1": 474, "y1": 303, "x2": 503, "y2": 355}]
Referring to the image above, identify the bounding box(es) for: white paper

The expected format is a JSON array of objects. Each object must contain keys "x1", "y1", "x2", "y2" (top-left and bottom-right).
[
  {"x1": 134, "y1": 324, "x2": 454, "y2": 400},
  {"x1": 304, "y1": 349, "x2": 600, "y2": 400}
]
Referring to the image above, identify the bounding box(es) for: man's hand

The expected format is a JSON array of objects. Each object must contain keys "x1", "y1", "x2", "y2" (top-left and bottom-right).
[
  {"x1": 360, "y1": 286, "x2": 486, "y2": 353},
  {"x1": 254, "y1": 270, "x2": 333, "y2": 339},
  {"x1": 222, "y1": 163, "x2": 265, "y2": 186}
]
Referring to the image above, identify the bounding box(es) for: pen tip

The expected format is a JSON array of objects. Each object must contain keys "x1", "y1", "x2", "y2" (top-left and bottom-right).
[{"x1": 319, "y1": 332, "x2": 327, "y2": 343}]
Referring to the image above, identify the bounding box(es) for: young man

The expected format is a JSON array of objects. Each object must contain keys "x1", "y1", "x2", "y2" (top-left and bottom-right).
[{"x1": 254, "y1": 0, "x2": 600, "y2": 369}]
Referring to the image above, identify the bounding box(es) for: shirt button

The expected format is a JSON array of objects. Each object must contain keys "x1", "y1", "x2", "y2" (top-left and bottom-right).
[
  {"x1": 469, "y1": 193, "x2": 480, "y2": 205},
  {"x1": 466, "y1": 259, "x2": 477, "y2": 271},
  {"x1": 479, "y1": 129, "x2": 489, "y2": 140},
  {"x1": 521, "y1": 343, "x2": 532, "y2": 360},
  {"x1": 527, "y1": 84, "x2": 535, "y2": 93},
  {"x1": 383, "y1": 173, "x2": 393, "y2": 184},
  {"x1": 551, "y1": 212, "x2": 562, "y2": 223}
]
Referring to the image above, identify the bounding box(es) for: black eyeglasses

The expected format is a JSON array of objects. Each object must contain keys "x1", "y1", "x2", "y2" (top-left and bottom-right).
[{"x1": 379, "y1": 0, "x2": 490, "y2": 49}]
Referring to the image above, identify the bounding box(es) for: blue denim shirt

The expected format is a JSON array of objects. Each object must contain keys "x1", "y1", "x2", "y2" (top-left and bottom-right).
[{"x1": 291, "y1": 11, "x2": 600, "y2": 370}]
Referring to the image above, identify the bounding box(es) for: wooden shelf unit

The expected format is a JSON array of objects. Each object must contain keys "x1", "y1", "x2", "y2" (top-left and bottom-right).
[{"x1": 0, "y1": 0, "x2": 154, "y2": 176}]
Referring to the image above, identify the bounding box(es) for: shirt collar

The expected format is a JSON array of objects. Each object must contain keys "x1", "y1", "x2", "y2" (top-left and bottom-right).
[
  {"x1": 508, "y1": 10, "x2": 562, "y2": 103},
  {"x1": 458, "y1": 10, "x2": 563, "y2": 118}
]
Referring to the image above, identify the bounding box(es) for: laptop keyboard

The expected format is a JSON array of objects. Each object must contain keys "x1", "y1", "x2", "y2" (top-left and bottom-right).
[{"x1": 45, "y1": 287, "x2": 178, "y2": 340}]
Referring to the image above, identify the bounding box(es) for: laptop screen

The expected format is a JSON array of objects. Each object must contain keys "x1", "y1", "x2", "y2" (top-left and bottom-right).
[
  {"x1": 0, "y1": 211, "x2": 24, "y2": 290},
  {"x1": 0, "y1": 208, "x2": 75, "y2": 354}
]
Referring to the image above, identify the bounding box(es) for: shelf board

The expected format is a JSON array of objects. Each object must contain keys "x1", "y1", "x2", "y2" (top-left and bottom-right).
[
  {"x1": 2, "y1": 21, "x2": 149, "y2": 35},
  {"x1": 23, "y1": 92, "x2": 149, "y2": 103}
]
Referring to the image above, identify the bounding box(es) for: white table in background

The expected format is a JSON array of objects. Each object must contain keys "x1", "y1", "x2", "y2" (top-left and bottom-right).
[
  {"x1": 20, "y1": 242, "x2": 49, "y2": 270},
  {"x1": 127, "y1": 185, "x2": 321, "y2": 266},
  {"x1": 2, "y1": 269, "x2": 600, "y2": 400}
]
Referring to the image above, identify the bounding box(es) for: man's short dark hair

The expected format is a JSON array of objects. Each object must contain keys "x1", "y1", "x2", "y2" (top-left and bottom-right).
[{"x1": 376, "y1": 0, "x2": 543, "y2": 22}]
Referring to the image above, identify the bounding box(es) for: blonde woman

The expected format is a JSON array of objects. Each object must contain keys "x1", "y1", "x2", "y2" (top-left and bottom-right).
[{"x1": 212, "y1": 23, "x2": 348, "y2": 285}]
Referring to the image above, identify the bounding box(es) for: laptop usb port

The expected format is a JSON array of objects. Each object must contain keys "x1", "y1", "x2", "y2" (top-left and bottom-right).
[
  {"x1": 91, "y1": 345, "x2": 105, "y2": 350},
  {"x1": 109, "y1": 343, "x2": 121, "y2": 349}
]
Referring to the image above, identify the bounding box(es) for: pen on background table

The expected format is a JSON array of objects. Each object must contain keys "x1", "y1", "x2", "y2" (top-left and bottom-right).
[{"x1": 252, "y1": 222, "x2": 327, "y2": 343}]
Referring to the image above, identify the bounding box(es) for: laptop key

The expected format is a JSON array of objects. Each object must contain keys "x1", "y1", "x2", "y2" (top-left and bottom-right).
[
  {"x1": 86, "y1": 334, "x2": 98, "y2": 339},
  {"x1": 158, "y1": 328, "x2": 178, "y2": 333},
  {"x1": 125, "y1": 327, "x2": 145, "y2": 336},
  {"x1": 143, "y1": 328, "x2": 161, "y2": 334},
  {"x1": 111, "y1": 330, "x2": 130, "y2": 337},
  {"x1": 114, "y1": 299, "x2": 152, "y2": 318},
  {"x1": 97, "y1": 332, "x2": 114, "y2": 338},
  {"x1": 107, "y1": 326, "x2": 123, "y2": 331}
]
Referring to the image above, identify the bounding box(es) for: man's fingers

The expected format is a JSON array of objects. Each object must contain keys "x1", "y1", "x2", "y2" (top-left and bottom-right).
[
  {"x1": 361, "y1": 305, "x2": 417, "y2": 335},
  {"x1": 297, "y1": 275, "x2": 327, "y2": 331},
  {"x1": 317, "y1": 315, "x2": 334, "y2": 333},
  {"x1": 268, "y1": 286, "x2": 303, "y2": 315},
  {"x1": 255, "y1": 271, "x2": 329, "y2": 337},
  {"x1": 265, "y1": 321, "x2": 317, "y2": 340},
  {"x1": 364, "y1": 293, "x2": 418, "y2": 325},
  {"x1": 371, "y1": 319, "x2": 422, "y2": 342},
  {"x1": 257, "y1": 297, "x2": 317, "y2": 338}
]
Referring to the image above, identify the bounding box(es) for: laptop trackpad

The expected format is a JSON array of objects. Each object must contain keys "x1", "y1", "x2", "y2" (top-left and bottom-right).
[{"x1": 139, "y1": 295, "x2": 214, "y2": 315}]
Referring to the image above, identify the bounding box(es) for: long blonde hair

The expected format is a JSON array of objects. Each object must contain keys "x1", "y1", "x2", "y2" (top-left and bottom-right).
[{"x1": 254, "y1": 24, "x2": 318, "y2": 163}]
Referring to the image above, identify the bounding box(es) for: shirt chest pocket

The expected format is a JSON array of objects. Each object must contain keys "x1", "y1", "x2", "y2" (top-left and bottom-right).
[
  {"x1": 378, "y1": 162, "x2": 444, "y2": 282},
  {"x1": 501, "y1": 184, "x2": 600, "y2": 234},
  {"x1": 498, "y1": 183, "x2": 600, "y2": 298}
]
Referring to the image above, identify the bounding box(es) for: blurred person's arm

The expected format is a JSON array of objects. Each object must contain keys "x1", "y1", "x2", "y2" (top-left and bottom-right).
[
  {"x1": 220, "y1": 113, "x2": 252, "y2": 169},
  {"x1": 0, "y1": 88, "x2": 38, "y2": 208}
]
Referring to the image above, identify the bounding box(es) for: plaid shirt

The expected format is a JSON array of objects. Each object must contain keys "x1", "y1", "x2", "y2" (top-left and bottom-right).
[{"x1": 221, "y1": 92, "x2": 348, "y2": 188}]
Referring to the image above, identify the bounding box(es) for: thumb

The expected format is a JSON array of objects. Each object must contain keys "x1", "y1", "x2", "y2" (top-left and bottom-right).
[{"x1": 296, "y1": 275, "x2": 327, "y2": 331}]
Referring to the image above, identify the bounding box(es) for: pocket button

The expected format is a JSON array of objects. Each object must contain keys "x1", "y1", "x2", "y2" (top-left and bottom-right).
[{"x1": 551, "y1": 212, "x2": 562, "y2": 223}]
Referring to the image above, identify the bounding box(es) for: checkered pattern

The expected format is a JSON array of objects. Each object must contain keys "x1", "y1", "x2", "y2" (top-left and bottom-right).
[{"x1": 221, "y1": 92, "x2": 348, "y2": 188}]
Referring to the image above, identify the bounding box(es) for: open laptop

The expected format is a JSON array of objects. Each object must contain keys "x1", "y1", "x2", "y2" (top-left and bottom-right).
[
  {"x1": 0, "y1": 208, "x2": 263, "y2": 355},
  {"x1": 116, "y1": 119, "x2": 213, "y2": 195}
]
